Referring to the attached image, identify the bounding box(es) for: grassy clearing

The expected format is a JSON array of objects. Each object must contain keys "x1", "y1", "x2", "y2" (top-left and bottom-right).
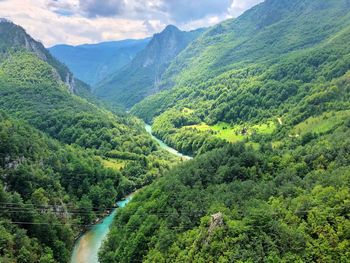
[
  {"x1": 100, "y1": 158, "x2": 126, "y2": 170},
  {"x1": 185, "y1": 121, "x2": 277, "y2": 143},
  {"x1": 211, "y1": 123, "x2": 245, "y2": 143},
  {"x1": 181, "y1": 107, "x2": 194, "y2": 115},
  {"x1": 254, "y1": 122, "x2": 276, "y2": 134},
  {"x1": 292, "y1": 110, "x2": 350, "y2": 136}
]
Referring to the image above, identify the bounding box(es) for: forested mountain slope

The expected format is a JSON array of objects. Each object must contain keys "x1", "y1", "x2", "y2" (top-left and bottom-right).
[
  {"x1": 100, "y1": 0, "x2": 350, "y2": 262},
  {"x1": 101, "y1": 120, "x2": 350, "y2": 262},
  {"x1": 95, "y1": 25, "x2": 204, "y2": 109},
  {"x1": 49, "y1": 39, "x2": 150, "y2": 86},
  {"x1": 131, "y1": 0, "x2": 350, "y2": 156},
  {"x1": 0, "y1": 19, "x2": 89, "y2": 95},
  {"x1": 0, "y1": 113, "x2": 125, "y2": 262},
  {"x1": 160, "y1": 0, "x2": 350, "y2": 89},
  {"x1": 0, "y1": 21, "x2": 176, "y2": 263}
]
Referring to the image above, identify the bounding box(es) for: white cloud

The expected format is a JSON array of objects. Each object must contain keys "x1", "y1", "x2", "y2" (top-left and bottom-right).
[
  {"x1": 0, "y1": 0, "x2": 264, "y2": 46},
  {"x1": 0, "y1": 0, "x2": 154, "y2": 46},
  {"x1": 229, "y1": 0, "x2": 264, "y2": 17}
]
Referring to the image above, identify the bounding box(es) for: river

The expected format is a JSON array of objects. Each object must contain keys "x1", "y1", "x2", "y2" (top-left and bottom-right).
[
  {"x1": 70, "y1": 124, "x2": 192, "y2": 263},
  {"x1": 70, "y1": 196, "x2": 132, "y2": 263},
  {"x1": 144, "y1": 124, "x2": 193, "y2": 160}
]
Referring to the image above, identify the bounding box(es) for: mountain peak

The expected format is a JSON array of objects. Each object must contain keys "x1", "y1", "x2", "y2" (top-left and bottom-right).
[
  {"x1": 0, "y1": 17, "x2": 13, "y2": 24},
  {"x1": 154, "y1": 25, "x2": 182, "y2": 40},
  {"x1": 163, "y1": 25, "x2": 180, "y2": 32},
  {"x1": 0, "y1": 18, "x2": 12, "y2": 24},
  {"x1": 95, "y1": 24, "x2": 203, "y2": 108}
]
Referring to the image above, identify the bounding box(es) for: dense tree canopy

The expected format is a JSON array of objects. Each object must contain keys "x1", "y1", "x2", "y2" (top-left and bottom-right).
[
  {"x1": 2, "y1": 1, "x2": 350, "y2": 262},
  {"x1": 0, "y1": 51, "x2": 176, "y2": 262},
  {"x1": 100, "y1": 119, "x2": 350, "y2": 262},
  {"x1": 100, "y1": 1, "x2": 350, "y2": 262}
]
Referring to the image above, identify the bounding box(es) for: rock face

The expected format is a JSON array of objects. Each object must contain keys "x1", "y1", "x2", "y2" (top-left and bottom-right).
[
  {"x1": 203, "y1": 212, "x2": 225, "y2": 245},
  {"x1": 0, "y1": 19, "x2": 76, "y2": 93},
  {"x1": 95, "y1": 25, "x2": 205, "y2": 109},
  {"x1": 208, "y1": 212, "x2": 224, "y2": 236}
]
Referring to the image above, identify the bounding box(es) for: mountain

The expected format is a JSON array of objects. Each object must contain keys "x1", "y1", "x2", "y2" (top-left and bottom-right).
[
  {"x1": 95, "y1": 25, "x2": 205, "y2": 109},
  {"x1": 131, "y1": 0, "x2": 350, "y2": 154},
  {"x1": 159, "y1": 0, "x2": 350, "y2": 89},
  {"x1": 100, "y1": 1, "x2": 350, "y2": 261},
  {"x1": 0, "y1": 21, "x2": 175, "y2": 263},
  {"x1": 2, "y1": 1, "x2": 350, "y2": 262},
  {"x1": 49, "y1": 38, "x2": 150, "y2": 86},
  {"x1": 0, "y1": 19, "x2": 79, "y2": 92}
]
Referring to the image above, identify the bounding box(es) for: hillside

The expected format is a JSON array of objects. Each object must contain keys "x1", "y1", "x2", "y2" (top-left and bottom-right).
[
  {"x1": 160, "y1": 0, "x2": 350, "y2": 89},
  {"x1": 95, "y1": 25, "x2": 204, "y2": 109},
  {"x1": 49, "y1": 39, "x2": 150, "y2": 86},
  {"x1": 100, "y1": 0, "x2": 350, "y2": 261},
  {"x1": 0, "y1": 19, "x2": 81, "y2": 91},
  {"x1": 0, "y1": 22, "x2": 176, "y2": 263},
  {"x1": 101, "y1": 123, "x2": 350, "y2": 262},
  {"x1": 2, "y1": 1, "x2": 350, "y2": 262},
  {"x1": 0, "y1": 113, "x2": 126, "y2": 262},
  {"x1": 131, "y1": 0, "x2": 350, "y2": 155}
]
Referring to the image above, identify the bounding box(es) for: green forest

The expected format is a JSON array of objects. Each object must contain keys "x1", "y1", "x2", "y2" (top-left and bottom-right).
[
  {"x1": 100, "y1": 125, "x2": 350, "y2": 262},
  {"x1": 1, "y1": 0, "x2": 350, "y2": 262},
  {"x1": 102, "y1": 0, "x2": 350, "y2": 262},
  {"x1": 0, "y1": 25, "x2": 177, "y2": 262}
]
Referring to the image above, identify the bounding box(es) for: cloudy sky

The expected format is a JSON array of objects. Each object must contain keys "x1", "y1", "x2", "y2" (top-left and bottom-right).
[{"x1": 0, "y1": 0, "x2": 264, "y2": 47}]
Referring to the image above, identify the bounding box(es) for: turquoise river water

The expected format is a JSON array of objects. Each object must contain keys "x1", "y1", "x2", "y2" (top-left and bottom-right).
[
  {"x1": 70, "y1": 124, "x2": 192, "y2": 263},
  {"x1": 70, "y1": 196, "x2": 132, "y2": 263},
  {"x1": 145, "y1": 124, "x2": 192, "y2": 160}
]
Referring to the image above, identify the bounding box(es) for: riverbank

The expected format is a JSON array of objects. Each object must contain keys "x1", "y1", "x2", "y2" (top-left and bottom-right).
[
  {"x1": 70, "y1": 194, "x2": 133, "y2": 263},
  {"x1": 70, "y1": 124, "x2": 193, "y2": 263},
  {"x1": 145, "y1": 124, "x2": 193, "y2": 160}
]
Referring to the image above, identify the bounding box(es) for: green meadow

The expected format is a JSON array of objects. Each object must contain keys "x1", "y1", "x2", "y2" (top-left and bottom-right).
[
  {"x1": 292, "y1": 110, "x2": 350, "y2": 136},
  {"x1": 185, "y1": 121, "x2": 277, "y2": 143}
]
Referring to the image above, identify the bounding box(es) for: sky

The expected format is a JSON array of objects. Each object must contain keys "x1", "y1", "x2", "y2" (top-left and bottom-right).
[{"x1": 0, "y1": 0, "x2": 264, "y2": 47}]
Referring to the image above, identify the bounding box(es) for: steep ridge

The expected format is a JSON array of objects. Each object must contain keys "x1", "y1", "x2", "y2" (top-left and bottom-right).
[
  {"x1": 0, "y1": 21, "x2": 176, "y2": 263},
  {"x1": 160, "y1": 0, "x2": 350, "y2": 88},
  {"x1": 0, "y1": 19, "x2": 79, "y2": 93},
  {"x1": 131, "y1": 0, "x2": 350, "y2": 155},
  {"x1": 49, "y1": 38, "x2": 150, "y2": 86},
  {"x1": 95, "y1": 25, "x2": 204, "y2": 109}
]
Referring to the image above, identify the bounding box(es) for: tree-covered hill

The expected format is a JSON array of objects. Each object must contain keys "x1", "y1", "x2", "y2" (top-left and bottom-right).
[
  {"x1": 49, "y1": 38, "x2": 150, "y2": 86},
  {"x1": 100, "y1": 118, "x2": 350, "y2": 262},
  {"x1": 95, "y1": 25, "x2": 205, "y2": 109},
  {"x1": 0, "y1": 112, "x2": 125, "y2": 262},
  {"x1": 100, "y1": 0, "x2": 350, "y2": 262},
  {"x1": 0, "y1": 47, "x2": 176, "y2": 195},
  {"x1": 160, "y1": 0, "x2": 350, "y2": 89},
  {"x1": 0, "y1": 19, "x2": 101, "y2": 102},
  {"x1": 0, "y1": 22, "x2": 177, "y2": 263},
  {"x1": 131, "y1": 0, "x2": 350, "y2": 156}
]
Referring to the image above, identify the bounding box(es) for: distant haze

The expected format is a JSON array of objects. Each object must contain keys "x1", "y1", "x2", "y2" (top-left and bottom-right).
[{"x1": 49, "y1": 38, "x2": 151, "y2": 86}]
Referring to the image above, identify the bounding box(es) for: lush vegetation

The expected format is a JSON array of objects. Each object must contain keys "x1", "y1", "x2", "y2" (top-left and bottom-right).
[
  {"x1": 100, "y1": 0, "x2": 350, "y2": 262},
  {"x1": 100, "y1": 116, "x2": 350, "y2": 262},
  {"x1": 0, "y1": 112, "x2": 127, "y2": 262},
  {"x1": 2, "y1": 1, "x2": 350, "y2": 262},
  {"x1": 0, "y1": 21, "x2": 75, "y2": 91},
  {"x1": 132, "y1": 0, "x2": 350, "y2": 156},
  {"x1": 0, "y1": 23, "x2": 177, "y2": 262}
]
